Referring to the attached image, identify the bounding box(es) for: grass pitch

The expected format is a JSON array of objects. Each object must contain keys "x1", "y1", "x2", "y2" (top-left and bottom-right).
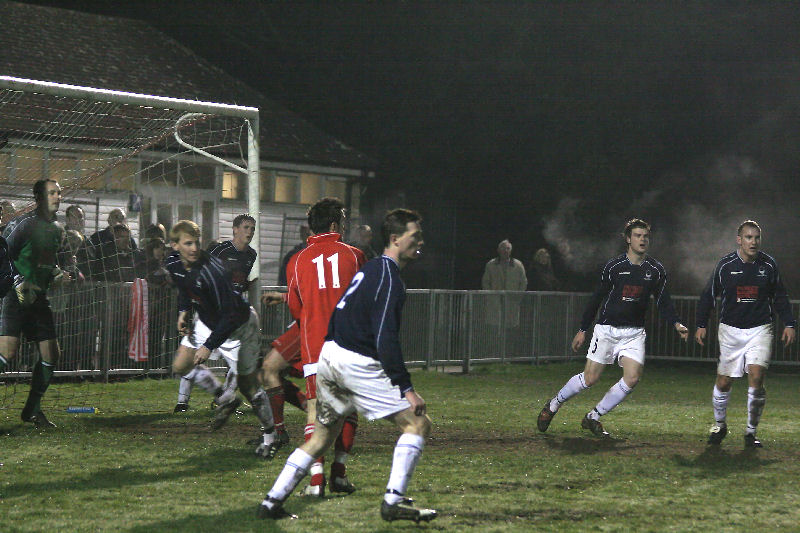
[{"x1": 3, "y1": 362, "x2": 800, "y2": 532}]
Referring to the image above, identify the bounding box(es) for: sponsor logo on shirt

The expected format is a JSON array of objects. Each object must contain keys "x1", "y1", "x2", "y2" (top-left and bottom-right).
[
  {"x1": 730, "y1": 271, "x2": 743, "y2": 275},
  {"x1": 736, "y1": 285, "x2": 758, "y2": 303},
  {"x1": 622, "y1": 284, "x2": 643, "y2": 302}
]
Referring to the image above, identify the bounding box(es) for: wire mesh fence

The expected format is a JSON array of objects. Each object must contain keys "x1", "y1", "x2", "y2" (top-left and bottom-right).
[{"x1": 3, "y1": 286, "x2": 800, "y2": 381}]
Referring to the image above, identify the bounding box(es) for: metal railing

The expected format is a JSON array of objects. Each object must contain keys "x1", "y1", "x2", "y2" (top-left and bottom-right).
[{"x1": 3, "y1": 286, "x2": 800, "y2": 380}]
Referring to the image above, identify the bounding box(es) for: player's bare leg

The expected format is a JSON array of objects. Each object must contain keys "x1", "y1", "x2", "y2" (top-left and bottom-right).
[
  {"x1": 0, "y1": 336, "x2": 19, "y2": 372},
  {"x1": 330, "y1": 413, "x2": 358, "y2": 493},
  {"x1": 254, "y1": 348, "x2": 294, "y2": 458},
  {"x1": 300, "y1": 397, "x2": 326, "y2": 496}
]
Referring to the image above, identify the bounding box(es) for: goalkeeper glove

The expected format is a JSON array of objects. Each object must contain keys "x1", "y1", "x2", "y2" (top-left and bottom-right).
[
  {"x1": 13, "y1": 275, "x2": 41, "y2": 306},
  {"x1": 50, "y1": 266, "x2": 70, "y2": 287}
]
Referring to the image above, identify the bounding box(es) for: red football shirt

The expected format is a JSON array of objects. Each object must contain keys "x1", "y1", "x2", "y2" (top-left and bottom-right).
[{"x1": 286, "y1": 232, "x2": 366, "y2": 368}]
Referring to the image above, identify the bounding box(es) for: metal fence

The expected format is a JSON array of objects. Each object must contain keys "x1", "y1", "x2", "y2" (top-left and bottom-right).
[{"x1": 3, "y1": 286, "x2": 800, "y2": 380}]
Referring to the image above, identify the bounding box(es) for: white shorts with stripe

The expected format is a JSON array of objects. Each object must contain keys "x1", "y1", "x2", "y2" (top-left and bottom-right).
[
  {"x1": 315, "y1": 340, "x2": 411, "y2": 425},
  {"x1": 586, "y1": 324, "x2": 646, "y2": 366},
  {"x1": 180, "y1": 307, "x2": 261, "y2": 375},
  {"x1": 717, "y1": 323, "x2": 773, "y2": 378}
]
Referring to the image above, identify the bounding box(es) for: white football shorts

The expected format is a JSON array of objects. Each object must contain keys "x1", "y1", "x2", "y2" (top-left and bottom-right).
[
  {"x1": 315, "y1": 340, "x2": 411, "y2": 424},
  {"x1": 717, "y1": 323, "x2": 773, "y2": 378},
  {"x1": 180, "y1": 307, "x2": 261, "y2": 375},
  {"x1": 586, "y1": 324, "x2": 646, "y2": 366}
]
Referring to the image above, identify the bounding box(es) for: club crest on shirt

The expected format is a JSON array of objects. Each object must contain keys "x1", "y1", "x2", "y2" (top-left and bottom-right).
[
  {"x1": 644, "y1": 269, "x2": 652, "y2": 281},
  {"x1": 757, "y1": 266, "x2": 767, "y2": 277}
]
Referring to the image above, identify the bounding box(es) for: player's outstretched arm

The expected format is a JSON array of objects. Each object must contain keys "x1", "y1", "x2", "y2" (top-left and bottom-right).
[
  {"x1": 571, "y1": 330, "x2": 586, "y2": 353},
  {"x1": 782, "y1": 326, "x2": 795, "y2": 347},
  {"x1": 695, "y1": 327, "x2": 706, "y2": 346},
  {"x1": 674, "y1": 322, "x2": 689, "y2": 341}
]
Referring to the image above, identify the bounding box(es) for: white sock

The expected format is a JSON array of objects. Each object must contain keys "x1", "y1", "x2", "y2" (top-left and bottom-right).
[
  {"x1": 746, "y1": 387, "x2": 766, "y2": 435},
  {"x1": 266, "y1": 448, "x2": 314, "y2": 502},
  {"x1": 250, "y1": 388, "x2": 274, "y2": 429},
  {"x1": 550, "y1": 372, "x2": 589, "y2": 412},
  {"x1": 188, "y1": 365, "x2": 223, "y2": 397},
  {"x1": 385, "y1": 433, "x2": 424, "y2": 505},
  {"x1": 712, "y1": 385, "x2": 729, "y2": 424},
  {"x1": 223, "y1": 368, "x2": 238, "y2": 395},
  {"x1": 261, "y1": 430, "x2": 276, "y2": 446},
  {"x1": 177, "y1": 374, "x2": 193, "y2": 403},
  {"x1": 594, "y1": 378, "x2": 633, "y2": 416}
]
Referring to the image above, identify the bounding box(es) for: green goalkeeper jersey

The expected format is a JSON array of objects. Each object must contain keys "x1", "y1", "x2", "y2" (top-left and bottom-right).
[{"x1": 1, "y1": 211, "x2": 63, "y2": 293}]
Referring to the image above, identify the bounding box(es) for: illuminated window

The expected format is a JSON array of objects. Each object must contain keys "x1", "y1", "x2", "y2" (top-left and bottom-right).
[
  {"x1": 105, "y1": 160, "x2": 138, "y2": 191},
  {"x1": 13, "y1": 148, "x2": 44, "y2": 183},
  {"x1": 300, "y1": 173, "x2": 322, "y2": 204},
  {"x1": 81, "y1": 152, "x2": 110, "y2": 189},
  {"x1": 274, "y1": 174, "x2": 298, "y2": 203},
  {"x1": 47, "y1": 152, "x2": 78, "y2": 184},
  {"x1": 325, "y1": 178, "x2": 347, "y2": 200},
  {"x1": 222, "y1": 171, "x2": 241, "y2": 199},
  {"x1": 0, "y1": 151, "x2": 12, "y2": 181},
  {"x1": 260, "y1": 172, "x2": 272, "y2": 201}
]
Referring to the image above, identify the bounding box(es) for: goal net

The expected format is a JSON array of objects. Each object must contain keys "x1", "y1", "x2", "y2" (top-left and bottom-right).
[{"x1": 0, "y1": 76, "x2": 260, "y2": 415}]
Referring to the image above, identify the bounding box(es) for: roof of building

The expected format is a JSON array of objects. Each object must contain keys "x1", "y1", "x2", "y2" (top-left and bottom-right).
[{"x1": 0, "y1": 1, "x2": 376, "y2": 171}]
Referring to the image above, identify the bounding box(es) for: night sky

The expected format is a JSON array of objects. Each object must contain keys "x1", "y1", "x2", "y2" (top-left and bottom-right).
[{"x1": 20, "y1": 2, "x2": 800, "y2": 293}]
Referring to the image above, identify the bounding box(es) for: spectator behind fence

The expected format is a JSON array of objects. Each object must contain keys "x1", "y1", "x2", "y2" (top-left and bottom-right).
[
  {"x1": 60, "y1": 205, "x2": 95, "y2": 279},
  {"x1": 65, "y1": 204, "x2": 85, "y2": 234},
  {"x1": 98, "y1": 224, "x2": 145, "y2": 282},
  {"x1": 139, "y1": 236, "x2": 172, "y2": 365},
  {"x1": 350, "y1": 224, "x2": 377, "y2": 261},
  {"x1": 62, "y1": 230, "x2": 87, "y2": 283},
  {"x1": 140, "y1": 237, "x2": 170, "y2": 287},
  {"x1": 482, "y1": 239, "x2": 527, "y2": 329},
  {"x1": 142, "y1": 223, "x2": 167, "y2": 249},
  {"x1": 0, "y1": 199, "x2": 16, "y2": 234},
  {"x1": 278, "y1": 225, "x2": 311, "y2": 286},
  {"x1": 89, "y1": 208, "x2": 138, "y2": 250},
  {"x1": 56, "y1": 229, "x2": 97, "y2": 372},
  {"x1": 527, "y1": 248, "x2": 560, "y2": 291}
]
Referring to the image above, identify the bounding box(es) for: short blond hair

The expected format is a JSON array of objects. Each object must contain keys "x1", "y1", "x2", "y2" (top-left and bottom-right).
[
  {"x1": 169, "y1": 220, "x2": 200, "y2": 242},
  {"x1": 737, "y1": 220, "x2": 761, "y2": 236}
]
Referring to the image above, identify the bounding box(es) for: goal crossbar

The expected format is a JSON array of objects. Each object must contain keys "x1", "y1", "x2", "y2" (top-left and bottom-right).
[
  {"x1": 0, "y1": 75, "x2": 262, "y2": 282},
  {"x1": 0, "y1": 76, "x2": 258, "y2": 119}
]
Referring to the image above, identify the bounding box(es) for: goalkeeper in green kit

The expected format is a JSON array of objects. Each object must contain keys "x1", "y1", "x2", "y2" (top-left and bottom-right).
[{"x1": 0, "y1": 180, "x2": 70, "y2": 428}]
